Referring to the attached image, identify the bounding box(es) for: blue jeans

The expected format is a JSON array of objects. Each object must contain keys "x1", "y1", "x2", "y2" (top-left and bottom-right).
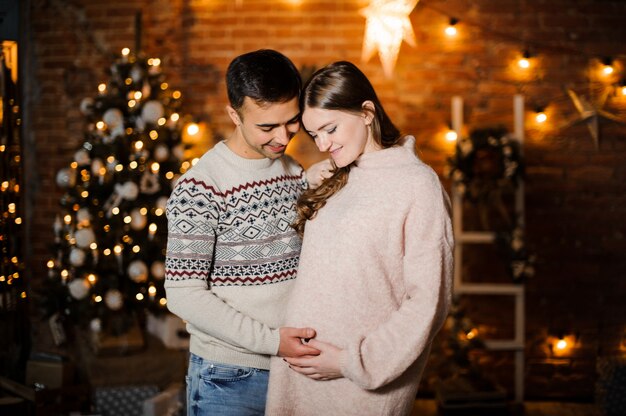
[{"x1": 186, "y1": 353, "x2": 269, "y2": 416}]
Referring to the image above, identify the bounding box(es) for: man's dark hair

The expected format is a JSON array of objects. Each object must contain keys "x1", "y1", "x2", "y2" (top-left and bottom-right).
[{"x1": 226, "y1": 49, "x2": 302, "y2": 111}]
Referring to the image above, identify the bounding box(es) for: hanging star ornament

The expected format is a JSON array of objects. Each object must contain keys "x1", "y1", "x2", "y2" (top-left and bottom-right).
[
  {"x1": 360, "y1": 0, "x2": 419, "y2": 78},
  {"x1": 561, "y1": 87, "x2": 626, "y2": 148}
]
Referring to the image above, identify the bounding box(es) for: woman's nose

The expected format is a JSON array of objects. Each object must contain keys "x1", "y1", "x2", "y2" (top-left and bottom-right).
[{"x1": 315, "y1": 135, "x2": 331, "y2": 152}]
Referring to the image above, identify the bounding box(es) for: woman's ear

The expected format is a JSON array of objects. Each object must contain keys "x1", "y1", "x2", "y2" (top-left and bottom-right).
[
  {"x1": 361, "y1": 101, "x2": 375, "y2": 125},
  {"x1": 226, "y1": 105, "x2": 242, "y2": 126}
]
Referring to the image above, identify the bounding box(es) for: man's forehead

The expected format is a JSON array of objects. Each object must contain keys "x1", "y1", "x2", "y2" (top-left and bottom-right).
[{"x1": 239, "y1": 96, "x2": 299, "y2": 124}]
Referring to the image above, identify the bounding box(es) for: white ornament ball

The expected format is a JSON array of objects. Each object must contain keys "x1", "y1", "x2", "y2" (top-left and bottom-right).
[
  {"x1": 80, "y1": 97, "x2": 94, "y2": 115},
  {"x1": 90, "y1": 318, "x2": 102, "y2": 333},
  {"x1": 55, "y1": 168, "x2": 75, "y2": 188},
  {"x1": 68, "y1": 279, "x2": 90, "y2": 300},
  {"x1": 128, "y1": 260, "x2": 148, "y2": 283},
  {"x1": 103, "y1": 108, "x2": 124, "y2": 129},
  {"x1": 141, "y1": 100, "x2": 165, "y2": 125},
  {"x1": 135, "y1": 116, "x2": 146, "y2": 132},
  {"x1": 74, "y1": 149, "x2": 91, "y2": 166},
  {"x1": 69, "y1": 248, "x2": 86, "y2": 267},
  {"x1": 150, "y1": 261, "x2": 166, "y2": 280},
  {"x1": 106, "y1": 157, "x2": 118, "y2": 171},
  {"x1": 75, "y1": 228, "x2": 96, "y2": 249},
  {"x1": 172, "y1": 144, "x2": 185, "y2": 161},
  {"x1": 130, "y1": 65, "x2": 144, "y2": 83},
  {"x1": 105, "y1": 289, "x2": 124, "y2": 311},
  {"x1": 156, "y1": 196, "x2": 168, "y2": 211},
  {"x1": 153, "y1": 145, "x2": 170, "y2": 162},
  {"x1": 130, "y1": 208, "x2": 147, "y2": 231},
  {"x1": 76, "y1": 208, "x2": 92, "y2": 226},
  {"x1": 110, "y1": 125, "x2": 126, "y2": 139},
  {"x1": 121, "y1": 181, "x2": 139, "y2": 201},
  {"x1": 91, "y1": 158, "x2": 105, "y2": 177}
]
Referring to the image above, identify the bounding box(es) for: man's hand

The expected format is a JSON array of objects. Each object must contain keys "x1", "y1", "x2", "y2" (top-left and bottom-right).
[
  {"x1": 305, "y1": 159, "x2": 333, "y2": 189},
  {"x1": 278, "y1": 327, "x2": 320, "y2": 358},
  {"x1": 284, "y1": 339, "x2": 343, "y2": 381}
]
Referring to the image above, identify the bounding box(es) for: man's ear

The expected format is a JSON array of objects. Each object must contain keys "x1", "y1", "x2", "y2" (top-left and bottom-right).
[
  {"x1": 226, "y1": 105, "x2": 242, "y2": 126},
  {"x1": 361, "y1": 100, "x2": 375, "y2": 125}
]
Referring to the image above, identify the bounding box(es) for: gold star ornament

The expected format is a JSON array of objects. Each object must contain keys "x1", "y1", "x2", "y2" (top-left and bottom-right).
[
  {"x1": 562, "y1": 87, "x2": 625, "y2": 148},
  {"x1": 360, "y1": 0, "x2": 419, "y2": 78}
]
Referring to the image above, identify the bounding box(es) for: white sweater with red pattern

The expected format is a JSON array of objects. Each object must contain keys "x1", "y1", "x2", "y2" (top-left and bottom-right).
[{"x1": 164, "y1": 141, "x2": 306, "y2": 370}]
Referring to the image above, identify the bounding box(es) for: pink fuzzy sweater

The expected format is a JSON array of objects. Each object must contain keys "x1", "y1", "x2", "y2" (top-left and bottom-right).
[{"x1": 266, "y1": 145, "x2": 454, "y2": 416}]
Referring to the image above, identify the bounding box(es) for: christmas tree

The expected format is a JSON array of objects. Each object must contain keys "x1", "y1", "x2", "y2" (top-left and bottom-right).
[{"x1": 42, "y1": 48, "x2": 191, "y2": 336}]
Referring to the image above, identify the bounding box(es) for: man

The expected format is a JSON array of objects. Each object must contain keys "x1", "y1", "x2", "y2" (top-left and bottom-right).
[{"x1": 165, "y1": 50, "x2": 328, "y2": 415}]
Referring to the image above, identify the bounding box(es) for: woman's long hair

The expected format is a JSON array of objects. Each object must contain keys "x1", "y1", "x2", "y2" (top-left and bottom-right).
[{"x1": 293, "y1": 61, "x2": 401, "y2": 237}]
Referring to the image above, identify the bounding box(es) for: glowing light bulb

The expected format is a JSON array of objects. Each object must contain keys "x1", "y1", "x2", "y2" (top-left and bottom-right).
[
  {"x1": 186, "y1": 123, "x2": 200, "y2": 136},
  {"x1": 121, "y1": 48, "x2": 130, "y2": 57},
  {"x1": 556, "y1": 339, "x2": 567, "y2": 350},
  {"x1": 445, "y1": 18, "x2": 458, "y2": 37},
  {"x1": 602, "y1": 57, "x2": 614, "y2": 76},
  {"x1": 518, "y1": 50, "x2": 532, "y2": 69},
  {"x1": 535, "y1": 111, "x2": 547, "y2": 123},
  {"x1": 445, "y1": 129, "x2": 458, "y2": 142}
]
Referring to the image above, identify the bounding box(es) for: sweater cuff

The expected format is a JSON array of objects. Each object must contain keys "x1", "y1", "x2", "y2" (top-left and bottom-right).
[
  {"x1": 268, "y1": 328, "x2": 281, "y2": 356},
  {"x1": 339, "y1": 345, "x2": 366, "y2": 389}
]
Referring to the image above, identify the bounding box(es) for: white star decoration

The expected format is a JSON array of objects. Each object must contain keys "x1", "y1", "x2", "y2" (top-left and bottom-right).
[
  {"x1": 562, "y1": 87, "x2": 625, "y2": 148},
  {"x1": 360, "y1": 0, "x2": 419, "y2": 78}
]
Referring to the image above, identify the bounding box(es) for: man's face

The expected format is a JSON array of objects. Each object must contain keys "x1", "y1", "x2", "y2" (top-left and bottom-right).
[{"x1": 227, "y1": 97, "x2": 300, "y2": 160}]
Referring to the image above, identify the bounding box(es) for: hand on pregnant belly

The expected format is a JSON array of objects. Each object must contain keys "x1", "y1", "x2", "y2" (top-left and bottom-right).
[{"x1": 284, "y1": 339, "x2": 344, "y2": 381}]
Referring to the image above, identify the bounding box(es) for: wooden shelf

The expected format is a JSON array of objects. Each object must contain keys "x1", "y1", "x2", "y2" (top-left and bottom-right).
[{"x1": 455, "y1": 283, "x2": 524, "y2": 296}]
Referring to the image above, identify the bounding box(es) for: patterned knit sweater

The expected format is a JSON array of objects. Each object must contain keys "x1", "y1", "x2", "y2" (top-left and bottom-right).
[
  {"x1": 266, "y1": 145, "x2": 454, "y2": 415},
  {"x1": 164, "y1": 141, "x2": 307, "y2": 370}
]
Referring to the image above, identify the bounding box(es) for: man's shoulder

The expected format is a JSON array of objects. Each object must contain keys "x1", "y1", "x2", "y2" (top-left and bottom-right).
[{"x1": 277, "y1": 153, "x2": 304, "y2": 177}]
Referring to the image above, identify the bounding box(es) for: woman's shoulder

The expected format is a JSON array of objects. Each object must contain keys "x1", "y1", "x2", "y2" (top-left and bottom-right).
[{"x1": 390, "y1": 149, "x2": 444, "y2": 195}]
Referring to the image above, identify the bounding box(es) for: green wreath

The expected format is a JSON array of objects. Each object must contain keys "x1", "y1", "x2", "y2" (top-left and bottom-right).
[
  {"x1": 447, "y1": 127, "x2": 523, "y2": 201},
  {"x1": 447, "y1": 127, "x2": 534, "y2": 283}
]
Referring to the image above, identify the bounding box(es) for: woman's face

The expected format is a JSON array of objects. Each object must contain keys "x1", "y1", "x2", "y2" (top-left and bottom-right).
[{"x1": 302, "y1": 104, "x2": 377, "y2": 168}]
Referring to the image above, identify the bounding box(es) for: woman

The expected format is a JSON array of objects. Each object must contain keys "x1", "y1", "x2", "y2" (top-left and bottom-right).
[{"x1": 266, "y1": 61, "x2": 453, "y2": 415}]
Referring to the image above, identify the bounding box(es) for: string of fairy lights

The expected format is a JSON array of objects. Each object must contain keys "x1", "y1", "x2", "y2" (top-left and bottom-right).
[
  {"x1": 422, "y1": 1, "x2": 626, "y2": 134},
  {"x1": 242, "y1": 0, "x2": 626, "y2": 142},
  {"x1": 0, "y1": 41, "x2": 26, "y2": 311}
]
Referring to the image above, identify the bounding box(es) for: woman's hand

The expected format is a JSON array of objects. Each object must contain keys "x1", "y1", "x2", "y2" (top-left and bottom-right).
[
  {"x1": 284, "y1": 339, "x2": 344, "y2": 381},
  {"x1": 305, "y1": 159, "x2": 333, "y2": 189}
]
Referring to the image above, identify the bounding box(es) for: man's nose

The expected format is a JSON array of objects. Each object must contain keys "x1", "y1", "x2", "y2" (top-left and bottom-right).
[{"x1": 276, "y1": 125, "x2": 292, "y2": 145}]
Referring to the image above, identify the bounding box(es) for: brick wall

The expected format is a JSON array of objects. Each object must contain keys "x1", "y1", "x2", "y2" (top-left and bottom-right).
[{"x1": 24, "y1": 0, "x2": 626, "y2": 400}]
